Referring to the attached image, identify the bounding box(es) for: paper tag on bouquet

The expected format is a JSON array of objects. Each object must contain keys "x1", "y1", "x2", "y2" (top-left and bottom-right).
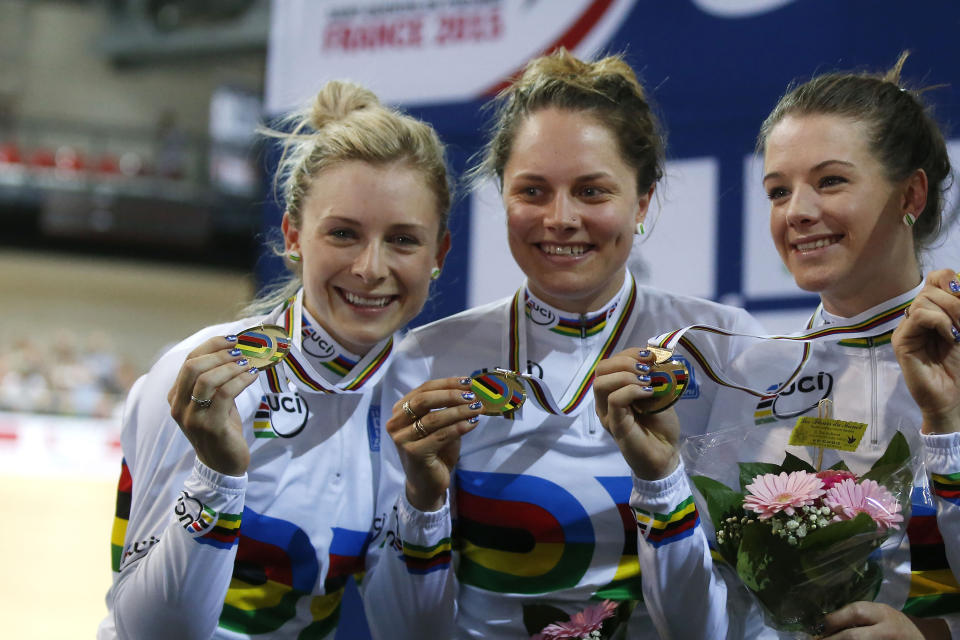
[{"x1": 789, "y1": 417, "x2": 868, "y2": 452}]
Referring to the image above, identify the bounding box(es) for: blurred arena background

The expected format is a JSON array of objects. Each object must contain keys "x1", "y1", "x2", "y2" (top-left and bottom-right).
[{"x1": 1, "y1": 1, "x2": 958, "y2": 638}]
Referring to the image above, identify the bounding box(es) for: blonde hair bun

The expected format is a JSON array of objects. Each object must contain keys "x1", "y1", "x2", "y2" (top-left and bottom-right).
[{"x1": 310, "y1": 80, "x2": 381, "y2": 131}]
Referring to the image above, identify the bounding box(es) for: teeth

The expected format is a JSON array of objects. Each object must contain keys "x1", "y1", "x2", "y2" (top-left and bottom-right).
[
  {"x1": 541, "y1": 244, "x2": 588, "y2": 256},
  {"x1": 795, "y1": 237, "x2": 839, "y2": 251},
  {"x1": 343, "y1": 291, "x2": 392, "y2": 307}
]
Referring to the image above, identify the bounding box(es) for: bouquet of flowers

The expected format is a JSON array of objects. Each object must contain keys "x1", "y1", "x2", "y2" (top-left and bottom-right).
[
  {"x1": 686, "y1": 430, "x2": 913, "y2": 634},
  {"x1": 526, "y1": 600, "x2": 631, "y2": 640}
]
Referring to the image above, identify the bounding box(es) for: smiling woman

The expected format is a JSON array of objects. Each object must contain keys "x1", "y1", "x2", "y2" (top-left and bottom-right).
[
  {"x1": 98, "y1": 80, "x2": 459, "y2": 640},
  {"x1": 374, "y1": 48, "x2": 763, "y2": 640}
]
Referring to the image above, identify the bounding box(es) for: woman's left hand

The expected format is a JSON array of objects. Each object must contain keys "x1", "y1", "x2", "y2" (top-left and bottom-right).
[
  {"x1": 892, "y1": 269, "x2": 960, "y2": 434},
  {"x1": 818, "y1": 602, "x2": 948, "y2": 639}
]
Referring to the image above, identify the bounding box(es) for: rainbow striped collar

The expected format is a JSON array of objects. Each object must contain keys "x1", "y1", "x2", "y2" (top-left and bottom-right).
[{"x1": 522, "y1": 289, "x2": 619, "y2": 339}]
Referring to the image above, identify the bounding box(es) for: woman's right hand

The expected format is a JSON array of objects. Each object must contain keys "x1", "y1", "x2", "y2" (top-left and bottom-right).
[
  {"x1": 386, "y1": 377, "x2": 484, "y2": 512},
  {"x1": 594, "y1": 348, "x2": 681, "y2": 481},
  {"x1": 168, "y1": 335, "x2": 260, "y2": 476}
]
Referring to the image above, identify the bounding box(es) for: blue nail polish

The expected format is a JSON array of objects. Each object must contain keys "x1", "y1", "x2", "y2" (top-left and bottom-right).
[
  {"x1": 641, "y1": 386, "x2": 654, "y2": 392},
  {"x1": 462, "y1": 391, "x2": 476, "y2": 401},
  {"x1": 459, "y1": 377, "x2": 472, "y2": 385},
  {"x1": 468, "y1": 401, "x2": 482, "y2": 410},
  {"x1": 229, "y1": 348, "x2": 242, "y2": 357},
  {"x1": 637, "y1": 374, "x2": 651, "y2": 383},
  {"x1": 226, "y1": 334, "x2": 238, "y2": 342},
  {"x1": 636, "y1": 363, "x2": 650, "y2": 373},
  {"x1": 237, "y1": 358, "x2": 249, "y2": 367},
  {"x1": 953, "y1": 326, "x2": 960, "y2": 342},
  {"x1": 638, "y1": 349, "x2": 651, "y2": 358},
  {"x1": 950, "y1": 280, "x2": 960, "y2": 293},
  {"x1": 467, "y1": 415, "x2": 479, "y2": 424},
  {"x1": 248, "y1": 367, "x2": 259, "y2": 374}
]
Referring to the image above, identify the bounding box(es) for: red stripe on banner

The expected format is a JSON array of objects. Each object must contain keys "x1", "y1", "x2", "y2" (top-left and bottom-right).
[
  {"x1": 481, "y1": 0, "x2": 616, "y2": 96},
  {"x1": 0, "y1": 431, "x2": 18, "y2": 442}
]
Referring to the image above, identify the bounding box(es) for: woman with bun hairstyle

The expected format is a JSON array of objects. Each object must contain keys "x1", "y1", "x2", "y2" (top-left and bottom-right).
[
  {"x1": 377, "y1": 48, "x2": 761, "y2": 639},
  {"x1": 98, "y1": 80, "x2": 459, "y2": 640},
  {"x1": 595, "y1": 54, "x2": 960, "y2": 639}
]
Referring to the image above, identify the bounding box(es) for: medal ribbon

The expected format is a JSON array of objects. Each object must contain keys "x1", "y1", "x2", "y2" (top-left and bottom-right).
[
  {"x1": 648, "y1": 297, "x2": 912, "y2": 399},
  {"x1": 507, "y1": 274, "x2": 639, "y2": 416},
  {"x1": 260, "y1": 290, "x2": 395, "y2": 395}
]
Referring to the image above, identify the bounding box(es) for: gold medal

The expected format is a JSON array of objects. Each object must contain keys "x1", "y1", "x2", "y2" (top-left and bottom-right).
[
  {"x1": 236, "y1": 324, "x2": 291, "y2": 370},
  {"x1": 634, "y1": 349, "x2": 690, "y2": 415},
  {"x1": 470, "y1": 369, "x2": 526, "y2": 416}
]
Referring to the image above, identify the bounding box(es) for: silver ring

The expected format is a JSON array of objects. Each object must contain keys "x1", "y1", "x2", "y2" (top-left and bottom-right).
[
  {"x1": 402, "y1": 400, "x2": 420, "y2": 422},
  {"x1": 413, "y1": 418, "x2": 428, "y2": 439},
  {"x1": 190, "y1": 394, "x2": 213, "y2": 409},
  {"x1": 903, "y1": 306, "x2": 911, "y2": 318}
]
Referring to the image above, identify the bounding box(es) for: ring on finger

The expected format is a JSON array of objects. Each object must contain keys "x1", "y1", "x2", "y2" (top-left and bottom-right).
[
  {"x1": 402, "y1": 400, "x2": 420, "y2": 422},
  {"x1": 904, "y1": 306, "x2": 911, "y2": 318},
  {"x1": 413, "y1": 417, "x2": 429, "y2": 439},
  {"x1": 191, "y1": 394, "x2": 213, "y2": 409}
]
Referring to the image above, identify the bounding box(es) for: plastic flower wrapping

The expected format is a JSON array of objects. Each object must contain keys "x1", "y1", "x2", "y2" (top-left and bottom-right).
[{"x1": 682, "y1": 428, "x2": 916, "y2": 635}]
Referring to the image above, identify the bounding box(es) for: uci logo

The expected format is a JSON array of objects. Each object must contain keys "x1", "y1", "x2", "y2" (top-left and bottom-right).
[
  {"x1": 756, "y1": 372, "x2": 834, "y2": 422},
  {"x1": 266, "y1": 392, "x2": 310, "y2": 437},
  {"x1": 302, "y1": 328, "x2": 336, "y2": 359},
  {"x1": 526, "y1": 299, "x2": 556, "y2": 326}
]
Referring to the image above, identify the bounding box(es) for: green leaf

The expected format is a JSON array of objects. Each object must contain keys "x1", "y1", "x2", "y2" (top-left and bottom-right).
[
  {"x1": 864, "y1": 431, "x2": 910, "y2": 476},
  {"x1": 829, "y1": 459, "x2": 851, "y2": 471},
  {"x1": 692, "y1": 475, "x2": 743, "y2": 530},
  {"x1": 739, "y1": 462, "x2": 781, "y2": 491},
  {"x1": 522, "y1": 603, "x2": 569, "y2": 636},
  {"x1": 798, "y1": 512, "x2": 879, "y2": 552},
  {"x1": 781, "y1": 452, "x2": 817, "y2": 473},
  {"x1": 735, "y1": 521, "x2": 776, "y2": 592}
]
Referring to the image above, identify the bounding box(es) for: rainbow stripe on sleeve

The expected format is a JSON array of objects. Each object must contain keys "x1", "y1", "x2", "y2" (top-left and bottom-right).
[
  {"x1": 402, "y1": 537, "x2": 452, "y2": 575},
  {"x1": 932, "y1": 472, "x2": 960, "y2": 506},
  {"x1": 110, "y1": 459, "x2": 132, "y2": 572},
  {"x1": 195, "y1": 511, "x2": 242, "y2": 550},
  {"x1": 633, "y1": 496, "x2": 700, "y2": 548}
]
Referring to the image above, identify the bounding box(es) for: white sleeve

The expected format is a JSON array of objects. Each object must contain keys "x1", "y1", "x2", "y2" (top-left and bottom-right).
[
  {"x1": 631, "y1": 461, "x2": 736, "y2": 640},
  {"x1": 100, "y1": 342, "x2": 248, "y2": 640},
  {"x1": 923, "y1": 431, "x2": 960, "y2": 638},
  {"x1": 361, "y1": 333, "x2": 458, "y2": 640},
  {"x1": 112, "y1": 459, "x2": 246, "y2": 640}
]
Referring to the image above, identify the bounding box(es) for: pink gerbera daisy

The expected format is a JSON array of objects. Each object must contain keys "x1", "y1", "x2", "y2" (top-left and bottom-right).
[
  {"x1": 743, "y1": 471, "x2": 825, "y2": 520},
  {"x1": 815, "y1": 469, "x2": 858, "y2": 490},
  {"x1": 533, "y1": 600, "x2": 618, "y2": 640},
  {"x1": 823, "y1": 478, "x2": 904, "y2": 530}
]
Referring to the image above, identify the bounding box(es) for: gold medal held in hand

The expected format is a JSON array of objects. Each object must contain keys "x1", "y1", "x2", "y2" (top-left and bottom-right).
[
  {"x1": 634, "y1": 347, "x2": 690, "y2": 415},
  {"x1": 470, "y1": 369, "x2": 526, "y2": 416},
  {"x1": 236, "y1": 324, "x2": 292, "y2": 370}
]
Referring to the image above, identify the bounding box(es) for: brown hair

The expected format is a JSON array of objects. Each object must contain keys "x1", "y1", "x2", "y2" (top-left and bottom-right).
[
  {"x1": 471, "y1": 48, "x2": 665, "y2": 194},
  {"x1": 758, "y1": 52, "x2": 952, "y2": 252}
]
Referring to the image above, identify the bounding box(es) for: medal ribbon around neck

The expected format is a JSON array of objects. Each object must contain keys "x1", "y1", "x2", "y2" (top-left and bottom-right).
[
  {"x1": 261, "y1": 290, "x2": 394, "y2": 395},
  {"x1": 506, "y1": 274, "x2": 639, "y2": 416},
  {"x1": 648, "y1": 297, "x2": 912, "y2": 400}
]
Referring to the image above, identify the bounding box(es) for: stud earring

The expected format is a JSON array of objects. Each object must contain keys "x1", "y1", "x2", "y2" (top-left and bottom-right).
[
  {"x1": 902, "y1": 212, "x2": 917, "y2": 228},
  {"x1": 288, "y1": 252, "x2": 301, "y2": 262},
  {"x1": 430, "y1": 267, "x2": 441, "y2": 281},
  {"x1": 636, "y1": 222, "x2": 645, "y2": 235}
]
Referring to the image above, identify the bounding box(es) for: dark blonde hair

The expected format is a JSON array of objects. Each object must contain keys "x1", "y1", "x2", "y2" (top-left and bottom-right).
[
  {"x1": 248, "y1": 80, "x2": 451, "y2": 314},
  {"x1": 471, "y1": 48, "x2": 665, "y2": 194},
  {"x1": 758, "y1": 52, "x2": 952, "y2": 252}
]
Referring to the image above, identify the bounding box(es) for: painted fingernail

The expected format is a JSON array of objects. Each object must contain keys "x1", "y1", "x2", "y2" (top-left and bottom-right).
[
  {"x1": 637, "y1": 374, "x2": 651, "y2": 383},
  {"x1": 459, "y1": 377, "x2": 472, "y2": 385},
  {"x1": 462, "y1": 391, "x2": 476, "y2": 401},
  {"x1": 641, "y1": 386, "x2": 654, "y2": 393},
  {"x1": 638, "y1": 349, "x2": 651, "y2": 358},
  {"x1": 226, "y1": 334, "x2": 238, "y2": 342},
  {"x1": 636, "y1": 363, "x2": 650, "y2": 373},
  {"x1": 248, "y1": 367, "x2": 259, "y2": 374},
  {"x1": 229, "y1": 348, "x2": 242, "y2": 357},
  {"x1": 467, "y1": 416, "x2": 479, "y2": 424},
  {"x1": 952, "y1": 326, "x2": 960, "y2": 342},
  {"x1": 468, "y1": 401, "x2": 482, "y2": 410},
  {"x1": 950, "y1": 279, "x2": 960, "y2": 293},
  {"x1": 237, "y1": 358, "x2": 249, "y2": 367}
]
